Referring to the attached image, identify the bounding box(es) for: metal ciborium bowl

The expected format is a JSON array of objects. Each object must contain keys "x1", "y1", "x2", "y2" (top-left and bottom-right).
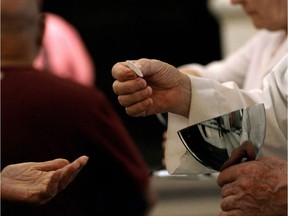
[{"x1": 177, "y1": 103, "x2": 266, "y2": 171}]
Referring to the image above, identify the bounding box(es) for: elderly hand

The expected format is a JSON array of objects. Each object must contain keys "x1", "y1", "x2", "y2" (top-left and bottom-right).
[
  {"x1": 112, "y1": 58, "x2": 191, "y2": 118},
  {"x1": 1, "y1": 155, "x2": 89, "y2": 205},
  {"x1": 217, "y1": 156, "x2": 287, "y2": 216}
]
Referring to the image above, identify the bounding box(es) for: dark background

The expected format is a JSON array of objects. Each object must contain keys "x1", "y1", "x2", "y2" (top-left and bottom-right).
[{"x1": 42, "y1": 0, "x2": 222, "y2": 170}]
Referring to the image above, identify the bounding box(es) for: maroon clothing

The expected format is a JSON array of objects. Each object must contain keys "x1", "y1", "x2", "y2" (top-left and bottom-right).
[{"x1": 1, "y1": 68, "x2": 150, "y2": 216}]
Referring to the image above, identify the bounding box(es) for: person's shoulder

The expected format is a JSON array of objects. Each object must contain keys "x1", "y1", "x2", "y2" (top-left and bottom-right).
[
  {"x1": 11, "y1": 68, "x2": 101, "y2": 101},
  {"x1": 37, "y1": 69, "x2": 114, "y2": 115}
]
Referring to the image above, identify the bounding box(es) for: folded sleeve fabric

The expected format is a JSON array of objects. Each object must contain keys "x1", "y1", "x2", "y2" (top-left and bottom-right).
[{"x1": 165, "y1": 54, "x2": 287, "y2": 174}]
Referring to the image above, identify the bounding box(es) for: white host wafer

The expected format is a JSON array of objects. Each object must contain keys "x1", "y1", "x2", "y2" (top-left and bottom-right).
[{"x1": 126, "y1": 60, "x2": 143, "y2": 77}]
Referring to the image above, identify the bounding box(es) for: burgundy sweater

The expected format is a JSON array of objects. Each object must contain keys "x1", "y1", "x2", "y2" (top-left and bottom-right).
[{"x1": 1, "y1": 68, "x2": 150, "y2": 216}]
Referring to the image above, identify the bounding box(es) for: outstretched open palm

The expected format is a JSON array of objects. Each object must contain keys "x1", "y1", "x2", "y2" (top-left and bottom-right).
[{"x1": 1, "y1": 156, "x2": 88, "y2": 205}]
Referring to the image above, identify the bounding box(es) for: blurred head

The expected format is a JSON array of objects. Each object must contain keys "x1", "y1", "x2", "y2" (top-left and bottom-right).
[
  {"x1": 1, "y1": 0, "x2": 43, "y2": 66},
  {"x1": 231, "y1": 0, "x2": 287, "y2": 31}
]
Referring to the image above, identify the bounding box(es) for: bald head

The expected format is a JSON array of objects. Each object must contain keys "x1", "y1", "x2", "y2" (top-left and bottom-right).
[
  {"x1": 1, "y1": 0, "x2": 43, "y2": 67},
  {"x1": 1, "y1": 0, "x2": 40, "y2": 33}
]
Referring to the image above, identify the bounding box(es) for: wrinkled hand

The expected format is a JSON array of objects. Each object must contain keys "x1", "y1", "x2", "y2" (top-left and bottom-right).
[
  {"x1": 1, "y1": 155, "x2": 89, "y2": 205},
  {"x1": 217, "y1": 156, "x2": 287, "y2": 216},
  {"x1": 111, "y1": 58, "x2": 191, "y2": 118}
]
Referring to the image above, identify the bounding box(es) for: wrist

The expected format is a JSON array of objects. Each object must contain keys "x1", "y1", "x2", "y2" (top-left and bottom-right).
[{"x1": 171, "y1": 73, "x2": 191, "y2": 118}]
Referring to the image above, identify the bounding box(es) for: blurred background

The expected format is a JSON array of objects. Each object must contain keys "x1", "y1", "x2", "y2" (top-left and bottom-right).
[
  {"x1": 42, "y1": 0, "x2": 222, "y2": 170},
  {"x1": 41, "y1": 0, "x2": 256, "y2": 215}
]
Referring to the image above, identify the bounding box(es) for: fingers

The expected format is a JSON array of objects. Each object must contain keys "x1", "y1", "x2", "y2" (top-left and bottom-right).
[
  {"x1": 124, "y1": 98, "x2": 153, "y2": 117},
  {"x1": 45, "y1": 170, "x2": 62, "y2": 201},
  {"x1": 114, "y1": 77, "x2": 153, "y2": 116},
  {"x1": 36, "y1": 156, "x2": 89, "y2": 205},
  {"x1": 34, "y1": 158, "x2": 70, "y2": 172},
  {"x1": 112, "y1": 60, "x2": 149, "y2": 103},
  {"x1": 217, "y1": 164, "x2": 242, "y2": 187},
  {"x1": 220, "y1": 141, "x2": 256, "y2": 171},
  {"x1": 112, "y1": 65, "x2": 152, "y2": 117},
  {"x1": 34, "y1": 155, "x2": 89, "y2": 173},
  {"x1": 112, "y1": 78, "x2": 147, "y2": 96},
  {"x1": 117, "y1": 86, "x2": 152, "y2": 107},
  {"x1": 111, "y1": 61, "x2": 139, "y2": 81},
  {"x1": 75, "y1": 155, "x2": 89, "y2": 166},
  {"x1": 220, "y1": 181, "x2": 240, "y2": 198},
  {"x1": 242, "y1": 140, "x2": 257, "y2": 161},
  {"x1": 218, "y1": 141, "x2": 258, "y2": 187},
  {"x1": 56, "y1": 156, "x2": 89, "y2": 191},
  {"x1": 219, "y1": 194, "x2": 245, "y2": 212},
  {"x1": 220, "y1": 197, "x2": 236, "y2": 213}
]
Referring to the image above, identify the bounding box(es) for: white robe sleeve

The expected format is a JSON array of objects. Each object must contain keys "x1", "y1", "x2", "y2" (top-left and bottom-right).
[{"x1": 166, "y1": 54, "x2": 287, "y2": 174}]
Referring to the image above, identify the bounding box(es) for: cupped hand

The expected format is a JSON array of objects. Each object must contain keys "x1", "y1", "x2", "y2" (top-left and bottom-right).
[{"x1": 1, "y1": 155, "x2": 89, "y2": 205}]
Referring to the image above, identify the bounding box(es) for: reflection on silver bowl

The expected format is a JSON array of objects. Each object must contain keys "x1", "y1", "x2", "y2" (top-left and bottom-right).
[{"x1": 177, "y1": 103, "x2": 266, "y2": 171}]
